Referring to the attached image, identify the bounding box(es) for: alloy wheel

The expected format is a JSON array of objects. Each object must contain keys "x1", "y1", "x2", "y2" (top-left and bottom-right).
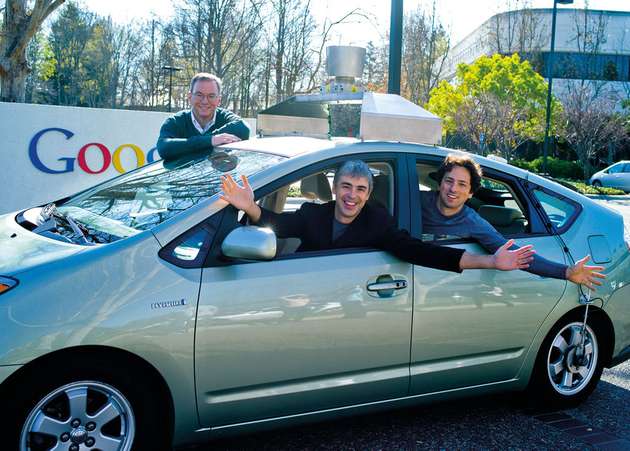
[
  {"x1": 546, "y1": 322, "x2": 599, "y2": 396},
  {"x1": 20, "y1": 380, "x2": 135, "y2": 451}
]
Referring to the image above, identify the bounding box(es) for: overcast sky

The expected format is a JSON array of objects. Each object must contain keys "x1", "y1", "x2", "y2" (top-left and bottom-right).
[{"x1": 79, "y1": 0, "x2": 630, "y2": 45}]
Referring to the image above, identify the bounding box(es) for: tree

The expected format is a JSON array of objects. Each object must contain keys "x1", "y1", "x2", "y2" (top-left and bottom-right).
[
  {"x1": 426, "y1": 53, "x2": 559, "y2": 161},
  {"x1": 561, "y1": 85, "x2": 628, "y2": 178},
  {"x1": 1, "y1": 0, "x2": 65, "y2": 101},
  {"x1": 402, "y1": 1, "x2": 450, "y2": 105},
  {"x1": 556, "y1": 6, "x2": 628, "y2": 177},
  {"x1": 364, "y1": 40, "x2": 386, "y2": 92},
  {"x1": 486, "y1": 1, "x2": 547, "y2": 59},
  {"x1": 47, "y1": 2, "x2": 94, "y2": 105}
]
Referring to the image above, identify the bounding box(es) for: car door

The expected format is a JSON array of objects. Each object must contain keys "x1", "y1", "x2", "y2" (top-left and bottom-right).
[
  {"x1": 194, "y1": 154, "x2": 414, "y2": 428},
  {"x1": 408, "y1": 156, "x2": 567, "y2": 394}
]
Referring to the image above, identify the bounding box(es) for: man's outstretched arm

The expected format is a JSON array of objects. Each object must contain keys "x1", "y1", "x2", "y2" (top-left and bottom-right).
[{"x1": 459, "y1": 239, "x2": 535, "y2": 271}]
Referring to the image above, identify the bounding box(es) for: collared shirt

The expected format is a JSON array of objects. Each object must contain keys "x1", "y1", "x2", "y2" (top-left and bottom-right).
[{"x1": 191, "y1": 110, "x2": 216, "y2": 134}]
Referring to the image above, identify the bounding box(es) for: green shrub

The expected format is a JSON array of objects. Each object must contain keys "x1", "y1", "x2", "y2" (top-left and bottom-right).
[
  {"x1": 557, "y1": 179, "x2": 625, "y2": 195},
  {"x1": 511, "y1": 157, "x2": 583, "y2": 179}
]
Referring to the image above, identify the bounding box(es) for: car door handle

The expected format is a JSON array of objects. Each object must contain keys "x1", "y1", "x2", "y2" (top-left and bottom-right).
[{"x1": 367, "y1": 279, "x2": 408, "y2": 292}]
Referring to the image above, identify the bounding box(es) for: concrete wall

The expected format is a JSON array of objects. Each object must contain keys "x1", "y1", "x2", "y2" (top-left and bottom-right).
[{"x1": 0, "y1": 103, "x2": 255, "y2": 215}]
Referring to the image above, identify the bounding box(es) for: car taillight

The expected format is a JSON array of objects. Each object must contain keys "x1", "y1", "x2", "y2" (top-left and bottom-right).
[{"x1": 0, "y1": 276, "x2": 18, "y2": 295}]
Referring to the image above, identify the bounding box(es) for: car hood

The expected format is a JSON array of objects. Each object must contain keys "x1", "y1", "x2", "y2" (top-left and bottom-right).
[{"x1": 0, "y1": 212, "x2": 84, "y2": 276}]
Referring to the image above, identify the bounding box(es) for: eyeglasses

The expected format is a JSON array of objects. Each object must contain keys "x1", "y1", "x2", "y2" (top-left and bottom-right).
[{"x1": 192, "y1": 92, "x2": 219, "y2": 101}]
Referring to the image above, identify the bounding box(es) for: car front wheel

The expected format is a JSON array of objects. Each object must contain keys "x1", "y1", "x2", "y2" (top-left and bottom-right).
[
  {"x1": 527, "y1": 318, "x2": 604, "y2": 408},
  {"x1": 6, "y1": 362, "x2": 170, "y2": 451},
  {"x1": 592, "y1": 180, "x2": 602, "y2": 187}
]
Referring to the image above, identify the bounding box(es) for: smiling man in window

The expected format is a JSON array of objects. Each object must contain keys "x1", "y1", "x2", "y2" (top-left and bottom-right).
[
  {"x1": 422, "y1": 154, "x2": 605, "y2": 290},
  {"x1": 220, "y1": 160, "x2": 537, "y2": 274},
  {"x1": 157, "y1": 72, "x2": 250, "y2": 161}
]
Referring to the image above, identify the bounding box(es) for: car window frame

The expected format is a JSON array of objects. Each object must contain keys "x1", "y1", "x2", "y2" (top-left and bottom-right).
[
  {"x1": 525, "y1": 184, "x2": 583, "y2": 236},
  {"x1": 204, "y1": 151, "x2": 411, "y2": 266},
  {"x1": 408, "y1": 155, "x2": 549, "y2": 244}
]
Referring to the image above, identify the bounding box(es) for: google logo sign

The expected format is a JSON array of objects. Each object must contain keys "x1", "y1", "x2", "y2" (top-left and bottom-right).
[{"x1": 29, "y1": 127, "x2": 159, "y2": 174}]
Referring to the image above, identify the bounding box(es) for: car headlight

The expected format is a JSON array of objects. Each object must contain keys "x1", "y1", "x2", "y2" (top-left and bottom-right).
[{"x1": 0, "y1": 276, "x2": 18, "y2": 295}]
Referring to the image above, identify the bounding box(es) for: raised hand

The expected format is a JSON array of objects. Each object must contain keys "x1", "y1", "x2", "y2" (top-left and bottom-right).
[
  {"x1": 493, "y1": 239, "x2": 535, "y2": 271},
  {"x1": 566, "y1": 255, "x2": 606, "y2": 290},
  {"x1": 220, "y1": 174, "x2": 254, "y2": 211}
]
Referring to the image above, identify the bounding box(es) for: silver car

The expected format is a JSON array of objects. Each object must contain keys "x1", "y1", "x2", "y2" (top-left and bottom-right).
[
  {"x1": 1, "y1": 137, "x2": 629, "y2": 450},
  {"x1": 590, "y1": 161, "x2": 630, "y2": 192}
]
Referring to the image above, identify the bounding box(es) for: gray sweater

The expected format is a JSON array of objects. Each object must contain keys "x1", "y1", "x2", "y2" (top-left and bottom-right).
[{"x1": 421, "y1": 191, "x2": 567, "y2": 279}]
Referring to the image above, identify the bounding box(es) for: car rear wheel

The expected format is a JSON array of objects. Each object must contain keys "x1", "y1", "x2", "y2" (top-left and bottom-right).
[
  {"x1": 527, "y1": 317, "x2": 604, "y2": 409},
  {"x1": 5, "y1": 361, "x2": 171, "y2": 451}
]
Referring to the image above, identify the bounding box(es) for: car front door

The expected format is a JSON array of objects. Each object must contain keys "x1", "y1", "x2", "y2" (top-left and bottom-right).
[
  {"x1": 195, "y1": 154, "x2": 414, "y2": 428},
  {"x1": 408, "y1": 157, "x2": 567, "y2": 395}
]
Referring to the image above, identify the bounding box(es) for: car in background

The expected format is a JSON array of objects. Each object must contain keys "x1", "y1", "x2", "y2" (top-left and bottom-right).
[
  {"x1": 1, "y1": 137, "x2": 629, "y2": 450},
  {"x1": 589, "y1": 161, "x2": 630, "y2": 192}
]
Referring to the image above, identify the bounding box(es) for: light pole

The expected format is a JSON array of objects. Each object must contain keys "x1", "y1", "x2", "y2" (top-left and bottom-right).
[
  {"x1": 542, "y1": 0, "x2": 573, "y2": 175},
  {"x1": 388, "y1": 0, "x2": 403, "y2": 94},
  {"x1": 162, "y1": 65, "x2": 182, "y2": 112}
]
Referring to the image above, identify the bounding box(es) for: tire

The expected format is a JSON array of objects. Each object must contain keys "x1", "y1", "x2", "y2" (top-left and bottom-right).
[
  {"x1": 4, "y1": 359, "x2": 171, "y2": 451},
  {"x1": 592, "y1": 180, "x2": 602, "y2": 187},
  {"x1": 526, "y1": 315, "x2": 604, "y2": 409}
]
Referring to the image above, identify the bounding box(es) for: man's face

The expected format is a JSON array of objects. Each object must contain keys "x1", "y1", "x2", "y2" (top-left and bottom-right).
[
  {"x1": 188, "y1": 79, "x2": 221, "y2": 123},
  {"x1": 332, "y1": 175, "x2": 371, "y2": 224},
  {"x1": 437, "y1": 165, "x2": 473, "y2": 215}
]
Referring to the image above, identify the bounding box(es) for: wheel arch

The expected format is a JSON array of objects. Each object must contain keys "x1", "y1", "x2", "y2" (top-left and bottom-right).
[{"x1": 0, "y1": 344, "x2": 175, "y2": 437}]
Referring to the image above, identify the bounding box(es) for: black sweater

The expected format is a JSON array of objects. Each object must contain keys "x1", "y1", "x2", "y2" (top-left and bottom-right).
[
  {"x1": 258, "y1": 201, "x2": 465, "y2": 273},
  {"x1": 157, "y1": 109, "x2": 250, "y2": 160}
]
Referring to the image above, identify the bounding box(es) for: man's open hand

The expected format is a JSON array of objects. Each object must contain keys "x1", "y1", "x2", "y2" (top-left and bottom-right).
[
  {"x1": 566, "y1": 255, "x2": 606, "y2": 290},
  {"x1": 493, "y1": 239, "x2": 535, "y2": 271}
]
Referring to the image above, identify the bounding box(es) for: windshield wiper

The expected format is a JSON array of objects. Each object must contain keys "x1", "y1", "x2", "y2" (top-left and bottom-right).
[{"x1": 35, "y1": 203, "x2": 94, "y2": 245}]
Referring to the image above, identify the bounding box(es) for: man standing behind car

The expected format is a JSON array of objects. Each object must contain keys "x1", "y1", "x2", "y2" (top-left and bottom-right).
[{"x1": 156, "y1": 72, "x2": 250, "y2": 160}]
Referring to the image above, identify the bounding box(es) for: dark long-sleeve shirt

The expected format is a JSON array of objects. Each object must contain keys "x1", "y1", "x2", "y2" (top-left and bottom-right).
[
  {"x1": 157, "y1": 109, "x2": 250, "y2": 160},
  {"x1": 420, "y1": 191, "x2": 567, "y2": 279},
  {"x1": 258, "y1": 201, "x2": 465, "y2": 273}
]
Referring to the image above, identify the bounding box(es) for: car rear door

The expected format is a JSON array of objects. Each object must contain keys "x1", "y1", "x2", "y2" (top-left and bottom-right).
[
  {"x1": 194, "y1": 153, "x2": 414, "y2": 428},
  {"x1": 408, "y1": 156, "x2": 567, "y2": 395}
]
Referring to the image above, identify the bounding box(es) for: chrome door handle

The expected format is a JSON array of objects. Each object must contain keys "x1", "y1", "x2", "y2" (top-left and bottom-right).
[{"x1": 367, "y1": 280, "x2": 408, "y2": 292}]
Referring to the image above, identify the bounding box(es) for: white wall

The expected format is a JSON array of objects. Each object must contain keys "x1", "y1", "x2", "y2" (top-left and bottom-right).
[{"x1": 0, "y1": 103, "x2": 255, "y2": 215}]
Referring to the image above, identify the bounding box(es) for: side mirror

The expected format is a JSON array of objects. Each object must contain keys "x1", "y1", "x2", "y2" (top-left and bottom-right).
[{"x1": 221, "y1": 226, "x2": 277, "y2": 261}]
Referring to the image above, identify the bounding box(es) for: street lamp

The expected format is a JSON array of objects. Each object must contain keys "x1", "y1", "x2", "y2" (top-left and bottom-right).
[
  {"x1": 162, "y1": 65, "x2": 182, "y2": 112},
  {"x1": 542, "y1": 0, "x2": 573, "y2": 175},
  {"x1": 388, "y1": 0, "x2": 403, "y2": 94}
]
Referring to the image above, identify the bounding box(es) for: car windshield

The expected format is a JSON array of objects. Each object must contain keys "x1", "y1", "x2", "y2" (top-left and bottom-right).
[{"x1": 56, "y1": 149, "x2": 284, "y2": 243}]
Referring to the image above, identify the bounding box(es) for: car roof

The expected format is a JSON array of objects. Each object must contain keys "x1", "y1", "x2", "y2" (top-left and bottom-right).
[{"x1": 220, "y1": 136, "x2": 352, "y2": 158}]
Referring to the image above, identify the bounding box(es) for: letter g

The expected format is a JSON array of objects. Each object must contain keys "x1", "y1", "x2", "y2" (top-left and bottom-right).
[{"x1": 29, "y1": 127, "x2": 76, "y2": 174}]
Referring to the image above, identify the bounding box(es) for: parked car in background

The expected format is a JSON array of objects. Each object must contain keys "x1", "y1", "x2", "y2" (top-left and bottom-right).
[
  {"x1": 589, "y1": 161, "x2": 630, "y2": 192},
  {"x1": 1, "y1": 137, "x2": 629, "y2": 450}
]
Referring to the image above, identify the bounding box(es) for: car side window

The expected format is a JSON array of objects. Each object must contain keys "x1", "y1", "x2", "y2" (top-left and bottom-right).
[
  {"x1": 532, "y1": 189, "x2": 577, "y2": 231},
  {"x1": 416, "y1": 161, "x2": 529, "y2": 242},
  {"x1": 257, "y1": 161, "x2": 396, "y2": 257},
  {"x1": 608, "y1": 163, "x2": 623, "y2": 174},
  {"x1": 158, "y1": 212, "x2": 224, "y2": 268}
]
